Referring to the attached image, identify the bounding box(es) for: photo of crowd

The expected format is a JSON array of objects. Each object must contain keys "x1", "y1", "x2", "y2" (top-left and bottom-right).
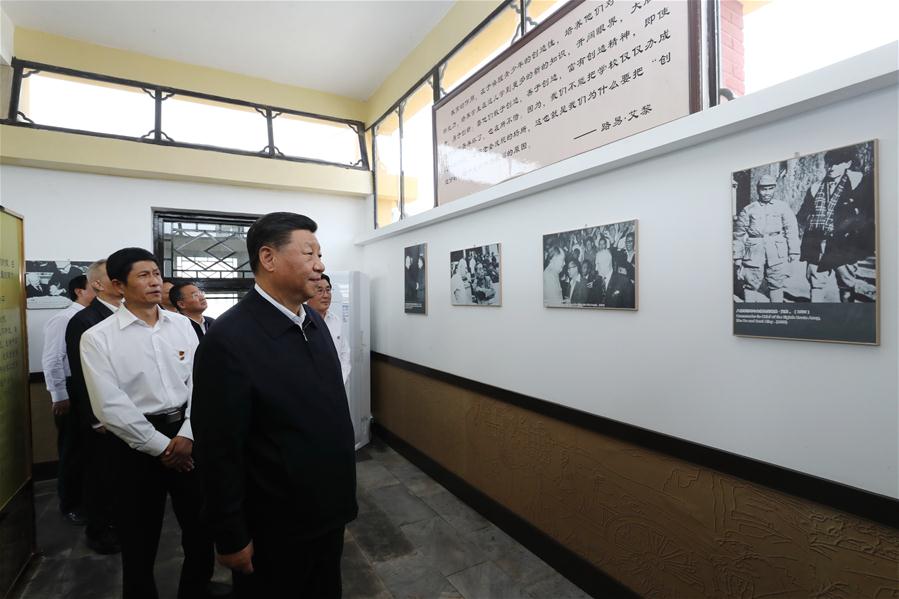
[
  {"x1": 542, "y1": 220, "x2": 637, "y2": 310},
  {"x1": 404, "y1": 243, "x2": 427, "y2": 314},
  {"x1": 25, "y1": 260, "x2": 92, "y2": 309},
  {"x1": 450, "y1": 243, "x2": 501, "y2": 306}
]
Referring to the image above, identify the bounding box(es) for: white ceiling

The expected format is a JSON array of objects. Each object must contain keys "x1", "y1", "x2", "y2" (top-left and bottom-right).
[{"x1": 0, "y1": 0, "x2": 455, "y2": 100}]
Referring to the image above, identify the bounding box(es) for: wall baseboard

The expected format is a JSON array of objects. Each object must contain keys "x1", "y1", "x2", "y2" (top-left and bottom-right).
[
  {"x1": 373, "y1": 423, "x2": 639, "y2": 599},
  {"x1": 372, "y1": 352, "x2": 898, "y2": 529}
]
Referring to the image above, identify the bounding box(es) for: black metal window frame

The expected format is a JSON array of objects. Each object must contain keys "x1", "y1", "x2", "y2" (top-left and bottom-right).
[
  {"x1": 152, "y1": 208, "x2": 259, "y2": 292},
  {"x1": 3, "y1": 58, "x2": 369, "y2": 171},
  {"x1": 371, "y1": 0, "x2": 521, "y2": 229},
  {"x1": 370, "y1": 0, "x2": 722, "y2": 229}
]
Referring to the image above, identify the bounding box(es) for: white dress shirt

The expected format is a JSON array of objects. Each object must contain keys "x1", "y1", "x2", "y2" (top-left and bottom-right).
[
  {"x1": 323, "y1": 309, "x2": 351, "y2": 384},
  {"x1": 41, "y1": 302, "x2": 85, "y2": 403},
  {"x1": 80, "y1": 305, "x2": 198, "y2": 456}
]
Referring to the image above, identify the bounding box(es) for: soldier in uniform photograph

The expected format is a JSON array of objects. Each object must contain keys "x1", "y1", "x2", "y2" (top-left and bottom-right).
[{"x1": 733, "y1": 174, "x2": 800, "y2": 303}]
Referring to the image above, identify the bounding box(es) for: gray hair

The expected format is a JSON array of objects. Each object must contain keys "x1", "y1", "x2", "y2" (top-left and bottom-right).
[{"x1": 86, "y1": 259, "x2": 107, "y2": 284}]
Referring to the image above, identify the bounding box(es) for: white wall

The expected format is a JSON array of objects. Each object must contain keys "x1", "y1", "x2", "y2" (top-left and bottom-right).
[
  {"x1": 360, "y1": 82, "x2": 898, "y2": 498},
  {"x1": 0, "y1": 166, "x2": 368, "y2": 371}
]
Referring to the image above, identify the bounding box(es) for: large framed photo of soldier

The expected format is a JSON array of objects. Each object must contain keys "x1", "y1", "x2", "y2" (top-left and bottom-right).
[
  {"x1": 450, "y1": 243, "x2": 502, "y2": 306},
  {"x1": 732, "y1": 140, "x2": 878, "y2": 344},
  {"x1": 543, "y1": 220, "x2": 638, "y2": 310},
  {"x1": 404, "y1": 243, "x2": 427, "y2": 314}
]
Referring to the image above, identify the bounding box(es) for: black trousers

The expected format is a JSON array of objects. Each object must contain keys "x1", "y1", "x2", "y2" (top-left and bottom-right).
[
  {"x1": 232, "y1": 526, "x2": 345, "y2": 599},
  {"x1": 110, "y1": 421, "x2": 214, "y2": 599},
  {"x1": 54, "y1": 411, "x2": 84, "y2": 514},
  {"x1": 82, "y1": 428, "x2": 117, "y2": 540}
]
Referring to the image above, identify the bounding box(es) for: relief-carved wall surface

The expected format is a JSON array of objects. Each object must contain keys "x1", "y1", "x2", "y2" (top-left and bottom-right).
[{"x1": 373, "y1": 361, "x2": 899, "y2": 598}]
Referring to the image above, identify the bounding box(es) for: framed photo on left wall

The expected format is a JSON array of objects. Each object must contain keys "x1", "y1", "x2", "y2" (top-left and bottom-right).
[
  {"x1": 25, "y1": 260, "x2": 92, "y2": 309},
  {"x1": 404, "y1": 243, "x2": 427, "y2": 314}
]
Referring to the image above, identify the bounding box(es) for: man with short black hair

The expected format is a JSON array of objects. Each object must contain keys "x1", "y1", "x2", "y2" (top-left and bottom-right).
[
  {"x1": 41, "y1": 273, "x2": 95, "y2": 525},
  {"x1": 192, "y1": 212, "x2": 357, "y2": 598},
  {"x1": 80, "y1": 248, "x2": 214, "y2": 599},
  {"x1": 170, "y1": 282, "x2": 215, "y2": 339}
]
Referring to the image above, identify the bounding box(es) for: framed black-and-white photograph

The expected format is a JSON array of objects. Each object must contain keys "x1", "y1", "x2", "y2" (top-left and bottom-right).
[
  {"x1": 404, "y1": 243, "x2": 427, "y2": 314},
  {"x1": 543, "y1": 220, "x2": 638, "y2": 310},
  {"x1": 732, "y1": 140, "x2": 878, "y2": 344},
  {"x1": 450, "y1": 243, "x2": 501, "y2": 306},
  {"x1": 25, "y1": 260, "x2": 92, "y2": 310}
]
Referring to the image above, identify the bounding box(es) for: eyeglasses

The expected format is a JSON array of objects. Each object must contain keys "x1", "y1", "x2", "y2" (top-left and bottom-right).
[{"x1": 317, "y1": 286, "x2": 332, "y2": 295}]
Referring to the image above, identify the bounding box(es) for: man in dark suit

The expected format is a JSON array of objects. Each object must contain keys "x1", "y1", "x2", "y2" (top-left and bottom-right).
[
  {"x1": 65, "y1": 259, "x2": 123, "y2": 554},
  {"x1": 192, "y1": 212, "x2": 357, "y2": 598},
  {"x1": 169, "y1": 282, "x2": 215, "y2": 339}
]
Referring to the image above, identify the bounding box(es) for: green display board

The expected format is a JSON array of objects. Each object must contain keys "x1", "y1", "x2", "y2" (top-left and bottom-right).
[{"x1": 0, "y1": 207, "x2": 29, "y2": 511}]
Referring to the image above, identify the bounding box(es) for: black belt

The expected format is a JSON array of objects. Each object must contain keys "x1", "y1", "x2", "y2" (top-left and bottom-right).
[
  {"x1": 749, "y1": 232, "x2": 783, "y2": 238},
  {"x1": 145, "y1": 404, "x2": 187, "y2": 427}
]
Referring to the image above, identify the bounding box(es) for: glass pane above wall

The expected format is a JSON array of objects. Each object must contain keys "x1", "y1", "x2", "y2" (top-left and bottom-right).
[
  {"x1": 18, "y1": 71, "x2": 153, "y2": 137},
  {"x1": 272, "y1": 112, "x2": 362, "y2": 166},
  {"x1": 524, "y1": 0, "x2": 568, "y2": 31},
  {"x1": 374, "y1": 109, "x2": 401, "y2": 228},
  {"x1": 161, "y1": 95, "x2": 269, "y2": 153},
  {"x1": 440, "y1": 0, "x2": 521, "y2": 96},
  {"x1": 401, "y1": 81, "x2": 436, "y2": 217},
  {"x1": 721, "y1": 0, "x2": 898, "y2": 100}
]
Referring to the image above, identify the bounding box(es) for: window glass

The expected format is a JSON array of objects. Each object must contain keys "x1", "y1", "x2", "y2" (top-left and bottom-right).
[
  {"x1": 374, "y1": 110, "x2": 401, "y2": 228},
  {"x1": 272, "y1": 112, "x2": 362, "y2": 166},
  {"x1": 18, "y1": 71, "x2": 153, "y2": 137},
  {"x1": 440, "y1": 0, "x2": 521, "y2": 96},
  {"x1": 162, "y1": 94, "x2": 268, "y2": 152},
  {"x1": 401, "y1": 81, "x2": 436, "y2": 217},
  {"x1": 203, "y1": 291, "x2": 244, "y2": 319},
  {"x1": 721, "y1": 0, "x2": 898, "y2": 99},
  {"x1": 158, "y1": 217, "x2": 252, "y2": 280},
  {"x1": 524, "y1": 0, "x2": 568, "y2": 31}
]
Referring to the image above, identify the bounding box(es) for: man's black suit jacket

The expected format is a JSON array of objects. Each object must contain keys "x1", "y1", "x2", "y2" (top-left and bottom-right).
[
  {"x1": 192, "y1": 289, "x2": 357, "y2": 554},
  {"x1": 188, "y1": 315, "x2": 215, "y2": 339},
  {"x1": 65, "y1": 298, "x2": 114, "y2": 429}
]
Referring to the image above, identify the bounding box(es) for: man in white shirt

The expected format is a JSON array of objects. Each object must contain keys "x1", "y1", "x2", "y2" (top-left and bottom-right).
[
  {"x1": 41, "y1": 274, "x2": 95, "y2": 524},
  {"x1": 306, "y1": 274, "x2": 351, "y2": 383},
  {"x1": 80, "y1": 248, "x2": 214, "y2": 599}
]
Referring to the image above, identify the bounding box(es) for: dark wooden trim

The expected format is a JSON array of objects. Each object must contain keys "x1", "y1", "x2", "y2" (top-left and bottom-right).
[
  {"x1": 372, "y1": 424, "x2": 638, "y2": 599},
  {"x1": 688, "y1": 0, "x2": 704, "y2": 113},
  {"x1": 372, "y1": 352, "x2": 899, "y2": 529}
]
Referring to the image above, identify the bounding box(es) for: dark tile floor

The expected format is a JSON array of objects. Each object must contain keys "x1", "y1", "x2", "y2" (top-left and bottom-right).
[{"x1": 13, "y1": 438, "x2": 590, "y2": 599}]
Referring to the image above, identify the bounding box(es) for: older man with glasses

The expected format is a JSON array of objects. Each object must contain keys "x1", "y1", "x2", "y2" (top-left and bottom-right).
[{"x1": 306, "y1": 274, "x2": 351, "y2": 384}]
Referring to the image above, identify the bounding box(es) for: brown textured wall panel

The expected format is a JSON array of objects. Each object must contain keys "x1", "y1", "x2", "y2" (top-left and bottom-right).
[{"x1": 373, "y1": 360, "x2": 899, "y2": 598}]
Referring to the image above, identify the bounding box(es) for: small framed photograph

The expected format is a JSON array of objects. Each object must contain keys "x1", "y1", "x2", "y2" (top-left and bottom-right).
[
  {"x1": 542, "y1": 220, "x2": 638, "y2": 310},
  {"x1": 450, "y1": 243, "x2": 502, "y2": 306},
  {"x1": 404, "y1": 243, "x2": 427, "y2": 314}
]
